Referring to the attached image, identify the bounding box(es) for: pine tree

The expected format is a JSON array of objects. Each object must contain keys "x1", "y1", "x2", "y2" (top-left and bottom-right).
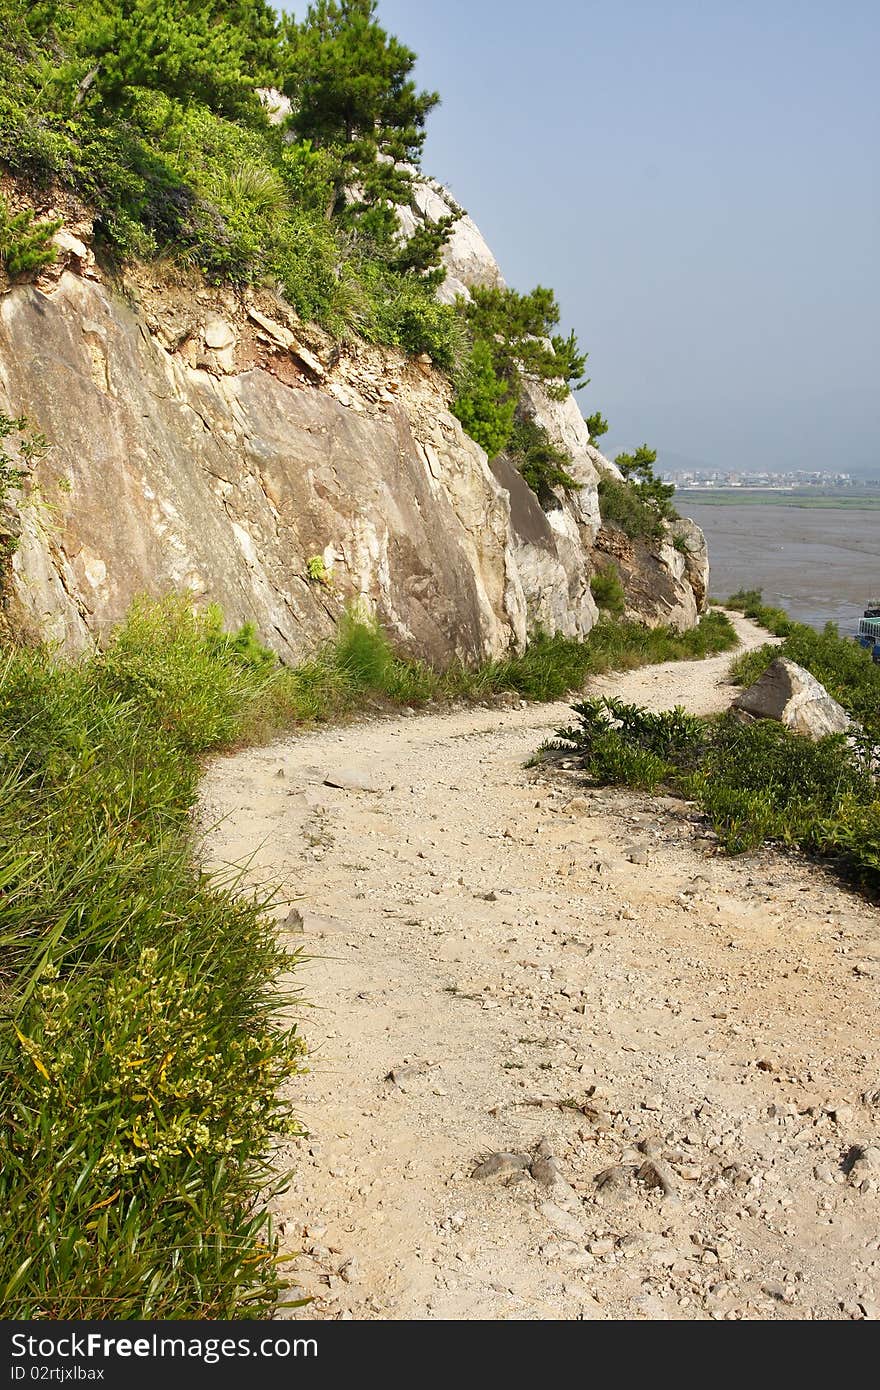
[
  {"x1": 463, "y1": 286, "x2": 589, "y2": 402},
  {"x1": 280, "y1": 1, "x2": 439, "y2": 219},
  {"x1": 613, "y1": 445, "x2": 678, "y2": 520},
  {"x1": 452, "y1": 340, "x2": 517, "y2": 458},
  {"x1": 38, "y1": 0, "x2": 277, "y2": 116},
  {"x1": 585, "y1": 410, "x2": 609, "y2": 442},
  {"x1": 0, "y1": 195, "x2": 60, "y2": 279}
]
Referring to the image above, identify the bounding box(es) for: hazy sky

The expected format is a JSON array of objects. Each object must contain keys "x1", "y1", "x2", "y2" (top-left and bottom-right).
[{"x1": 281, "y1": 2, "x2": 879, "y2": 475}]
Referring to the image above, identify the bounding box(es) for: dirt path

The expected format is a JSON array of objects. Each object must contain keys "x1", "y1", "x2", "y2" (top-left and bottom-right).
[{"x1": 200, "y1": 613, "x2": 880, "y2": 1320}]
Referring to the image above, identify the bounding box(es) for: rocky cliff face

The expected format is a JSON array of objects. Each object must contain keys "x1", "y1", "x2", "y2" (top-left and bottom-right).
[{"x1": 0, "y1": 189, "x2": 708, "y2": 662}]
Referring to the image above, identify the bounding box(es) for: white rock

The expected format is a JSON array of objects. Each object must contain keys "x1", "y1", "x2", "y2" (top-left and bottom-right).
[
  {"x1": 733, "y1": 658, "x2": 853, "y2": 740},
  {"x1": 204, "y1": 318, "x2": 236, "y2": 351}
]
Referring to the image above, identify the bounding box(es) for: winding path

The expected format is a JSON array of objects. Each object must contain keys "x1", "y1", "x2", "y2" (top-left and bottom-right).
[{"x1": 200, "y1": 613, "x2": 880, "y2": 1321}]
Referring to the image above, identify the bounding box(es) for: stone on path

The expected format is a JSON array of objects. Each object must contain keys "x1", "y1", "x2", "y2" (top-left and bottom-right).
[{"x1": 324, "y1": 767, "x2": 383, "y2": 792}]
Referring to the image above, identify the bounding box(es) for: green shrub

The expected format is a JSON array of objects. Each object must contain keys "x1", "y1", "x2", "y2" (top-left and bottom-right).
[
  {"x1": 1, "y1": 412, "x2": 45, "y2": 508},
  {"x1": 1, "y1": 413, "x2": 47, "y2": 580},
  {"x1": 0, "y1": 603, "x2": 305, "y2": 1318},
  {"x1": 598, "y1": 445, "x2": 678, "y2": 541},
  {"x1": 460, "y1": 285, "x2": 588, "y2": 401},
  {"x1": 332, "y1": 608, "x2": 395, "y2": 690},
  {"x1": 452, "y1": 339, "x2": 516, "y2": 458},
  {"x1": 552, "y1": 696, "x2": 705, "y2": 768},
  {"x1": 590, "y1": 564, "x2": 626, "y2": 617},
  {"x1": 97, "y1": 597, "x2": 272, "y2": 754},
  {"x1": 0, "y1": 193, "x2": 60, "y2": 278},
  {"x1": 547, "y1": 688, "x2": 880, "y2": 894}
]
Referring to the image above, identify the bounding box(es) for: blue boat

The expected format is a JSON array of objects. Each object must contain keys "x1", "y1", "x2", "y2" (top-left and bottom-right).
[{"x1": 856, "y1": 600, "x2": 880, "y2": 662}]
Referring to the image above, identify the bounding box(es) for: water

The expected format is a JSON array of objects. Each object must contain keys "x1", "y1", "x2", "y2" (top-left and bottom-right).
[{"x1": 682, "y1": 502, "x2": 879, "y2": 632}]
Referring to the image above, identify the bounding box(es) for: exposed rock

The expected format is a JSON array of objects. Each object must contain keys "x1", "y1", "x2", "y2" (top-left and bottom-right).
[
  {"x1": 844, "y1": 1144, "x2": 880, "y2": 1191},
  {"x1": 518, "y1": 379, "x2": 616, "y2": 536},
  {"x1": 670, "y1": 517, "x2": 710, "y2": 613},
  {"x1": 489, "y1": 455, "x2": 598, "y2": 639},
  {"x1": 0, "y1": 274, "x2": 526, "y2": 664},
  {"x1": 395, "y1": 175, "x2": 706, "y2": 639},
  {"x1": 471, "y1": 1152, "x2": 531, "y2": 1180},
  {"x1": 246, "y1": 305, "x2": 325, "y2": 377},
  {"x1": 588, "y1": 1236, "x2": 616, "y2": 1257},
  {"x1": 636, "y1": 1157, "x2": 678, "y2": 1199},
  {"x1": 386, "y1": 1061, "x2": 431, "y2": 1090},
  {"x1": 539, "y1": 1200, "x2": 586, "y2": 1241},
  {"x1": 1, "y1": 200, "x2": 709, "y2": 661},
  {"x1": 595, "y1": 524, "x2": 701, "y2": 631},
  {"x1": 595, "y1": 1164, "x2": 629, "y2": 1191},
  {"x1": 338, "y1": 1256, "x2": 359, "y2": 1283},
  {"x1": 732, "y1": 658, "x2": 852, "y2": 740},
  {"x1": 204, "y1": 318, "x2": 236, "y2": 351},
  {"x1": 258, "y1": 87, "x2": 293, "y2": 126},
  {"x1": 281, "y1": 907, "x2": 305, "y2": 934},
  {"x1": 48, "y1": 228, "x2": 97, "y2": 282}
]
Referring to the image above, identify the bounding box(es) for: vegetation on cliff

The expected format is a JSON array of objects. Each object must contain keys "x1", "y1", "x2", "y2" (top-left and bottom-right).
[
  {"x1": 0, "y1": 1, "x2": 463, "y2": 361},
  {"x1": 727, "y1": 590, "x2": 880, "y2": 740},
  {"x1": 450, "y1": 285, "x2": 590, "y2": 496},
  {"x1": 0, "y1": 1, "x2": 625, "y2": 507},
  {"x1": 597, "y1": 445, "x2": 679, "y2": 541}
]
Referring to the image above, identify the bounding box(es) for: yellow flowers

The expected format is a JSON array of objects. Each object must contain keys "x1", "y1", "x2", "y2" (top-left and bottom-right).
[{"x1": 14, "y1": 1026, "x2": 50, "y2": 1081}]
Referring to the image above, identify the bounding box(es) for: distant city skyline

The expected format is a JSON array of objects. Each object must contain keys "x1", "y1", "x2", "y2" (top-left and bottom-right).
[
  {"x1": 662, "y1": 466, "x2": 870, "y2": 487},
  {"x1": 281, "y1": 2, "x2": 879, "y2": 476}
]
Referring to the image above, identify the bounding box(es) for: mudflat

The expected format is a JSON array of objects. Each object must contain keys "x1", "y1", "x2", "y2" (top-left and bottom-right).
[{"x1": 684, "y1": 502, "x2": 879, "y2": 631}]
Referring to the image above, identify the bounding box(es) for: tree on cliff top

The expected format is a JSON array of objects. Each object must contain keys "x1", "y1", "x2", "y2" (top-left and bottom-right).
[
  {"x1": 280, "y1": 0, "x2": 439, "y2": 223},
  {"x1": 26, "y1": 0, "x2": 278, "y2": 116}
]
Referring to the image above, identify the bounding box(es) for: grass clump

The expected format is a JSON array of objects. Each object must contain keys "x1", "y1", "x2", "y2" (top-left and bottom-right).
[
  {"x1": 250, "y1": 606, "x2": 739, "y2": 727},
  {"x1": 428, "y1": 609, "x2": 736, "y2": 704},
  {"x1": 590, "y1": 564, "x2": 626, "y2": 618},
  {"x1": 0, "y1": 598, "x2": 307, "y2": 1318}
]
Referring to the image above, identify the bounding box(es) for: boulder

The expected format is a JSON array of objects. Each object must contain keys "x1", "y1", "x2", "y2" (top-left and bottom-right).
[{"x1": 732, "y1": 658, "x2": 852, "y2": 739}]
